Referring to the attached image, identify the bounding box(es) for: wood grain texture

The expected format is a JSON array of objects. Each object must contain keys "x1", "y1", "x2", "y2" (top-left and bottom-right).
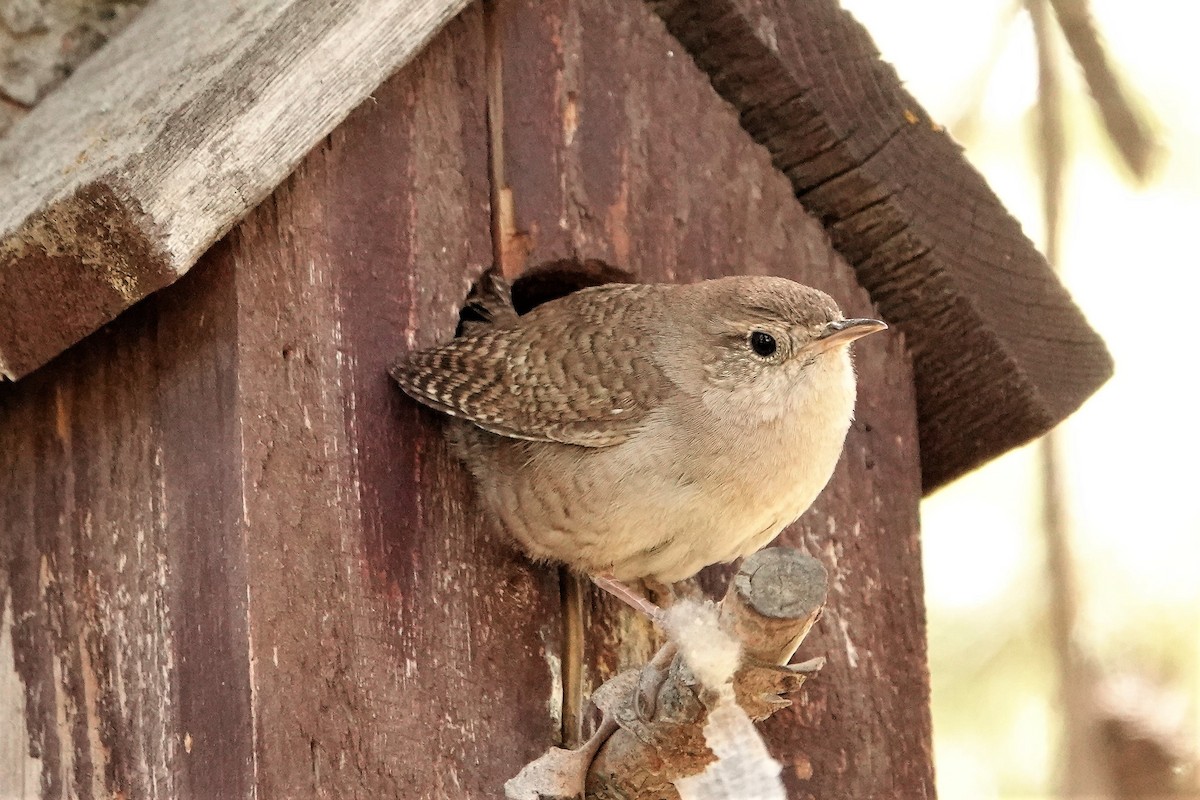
[
  {"x1": 224, "y1": 9, "x2": 562, "y2": 794},
  {"x1": 648, "y1": 0, "x2": 1114, "y2": 491},
  {"x1": 490, "y1": 0, "x2": 932, "y2": 795},
  {"x1": 0, "y1": 211, "x2": 252, "y2": 799},
  {"x1": 1, "y1": 9, "x2": 563, "y2": 797},
  {"x1": 0, "y1": 0, "x2": 472, "y2": 380}
]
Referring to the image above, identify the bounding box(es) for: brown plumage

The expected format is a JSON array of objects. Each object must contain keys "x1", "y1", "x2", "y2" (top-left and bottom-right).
[
  {"x1": 397, "y1": 280, "x2": 667, "y2": 446},
  {"x1": 391, "y1": 271, "x2": 885, "y2": 584}
]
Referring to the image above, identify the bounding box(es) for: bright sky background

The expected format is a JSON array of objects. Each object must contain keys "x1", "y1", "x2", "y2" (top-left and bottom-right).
[{"x1": 837, "y1": 0, "x2": 1200, "y2": 795}]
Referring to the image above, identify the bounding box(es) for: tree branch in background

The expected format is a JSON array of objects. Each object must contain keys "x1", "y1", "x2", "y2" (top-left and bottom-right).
[
  {"x1": 947, "y1": 0, "x2": 1023, "y2": 140},
  {"x1": 1028, "y1": 3, "x2": 1198, "y2": 797},
  {"x1": 1027, "y1": 2, "x2": 1112, "y2": 797},
  {"x1": 1046, "y1": 0, "x2": 1162, "y2": 181}
]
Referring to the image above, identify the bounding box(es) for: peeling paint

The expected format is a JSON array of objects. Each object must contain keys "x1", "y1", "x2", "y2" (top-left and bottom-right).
[
  {"x1": 563, "y1": 91, "x2": 578, "y2": 146},
  {"x1": 76, "y1": 621, "x2": 110, "y2": 800},
  {"x1": 0, "y1": 593, "x2": 42, "y2": 798},
  {"x1": 837, "y1": 615, "x2": 859, "y2": 669},
  {"x1": 545, "y1": 650, "x2": 563, "y2": 731}
]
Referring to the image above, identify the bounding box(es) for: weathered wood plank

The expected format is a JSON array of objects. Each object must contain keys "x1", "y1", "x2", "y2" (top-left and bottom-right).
[
  {"x1": 152, "y1": 254, "x2": 256, "y2": 799},
  {"x1": 648, "y1": 0, "x2": 1114, "y2": 490},
  {"x1": 0, "y1": 219, "x2": 253, "y2": 798},
  {"x1": 1, "y1": 8, "x2": 564, "y2": 797},
  {"x1": 491, "y1": 0, "x2": 932, "y2": 795},
  {"x1": 0, "y1": 0, "x2": 471, "y2": 380},
  {"x1": 220, "y1": 7, "x2": 563, "y2": 796}
]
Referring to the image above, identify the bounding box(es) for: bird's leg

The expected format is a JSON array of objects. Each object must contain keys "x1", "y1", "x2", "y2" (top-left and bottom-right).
[
  {"x1": 591, "y1": 573, "x2": 665, "y2": 623},
  {"x1": 640, "y1": 576, "x2": 678, "y2": 609},
  {"x1": 590, "y1": 574, "x2": 675, "y2": 720}
]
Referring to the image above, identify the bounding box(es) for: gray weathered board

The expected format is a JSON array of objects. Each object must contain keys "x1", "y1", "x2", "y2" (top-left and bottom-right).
[{"x1": 0, "y1": 0, "x2": 470, "y2": 380}]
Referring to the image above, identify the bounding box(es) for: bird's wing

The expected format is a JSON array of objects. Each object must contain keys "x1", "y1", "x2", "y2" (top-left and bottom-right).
[{"x1": 390, "y1": 284, "x2": 668, "y2": 447}]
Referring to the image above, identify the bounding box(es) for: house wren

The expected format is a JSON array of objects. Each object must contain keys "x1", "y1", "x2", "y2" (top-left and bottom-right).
[{"x1": 390, "y1": 272, "x2": 885, "y2": 589}]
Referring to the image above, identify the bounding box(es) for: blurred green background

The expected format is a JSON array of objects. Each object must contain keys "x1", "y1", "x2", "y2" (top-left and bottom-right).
[{"x1": 839, "y1": 1, "x2": 1200, "y2": 796}]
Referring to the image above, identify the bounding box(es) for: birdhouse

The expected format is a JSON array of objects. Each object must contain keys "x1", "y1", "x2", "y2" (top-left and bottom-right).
[{"x1": 0, "y1": 0, "x2": 1110, "y2": 797}]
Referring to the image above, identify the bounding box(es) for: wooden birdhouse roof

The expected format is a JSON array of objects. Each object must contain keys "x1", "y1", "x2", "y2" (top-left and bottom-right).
[{"x1": 0, "y1": 0, "x2": 1112, "y2": 490}]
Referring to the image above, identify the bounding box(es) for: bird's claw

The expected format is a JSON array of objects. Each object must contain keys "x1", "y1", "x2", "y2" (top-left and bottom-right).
[{"x1": 634, "y1": 662, "x2": 668, "y2": 721}]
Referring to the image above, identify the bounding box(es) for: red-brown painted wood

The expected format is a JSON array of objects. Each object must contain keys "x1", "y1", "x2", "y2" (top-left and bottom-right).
[
  {"x1": 0, "y1": 201, "x2": 252, "y2": 800},
  {"x1": 1, "y1": 8, "x2": 563, "y2": 797},
  {"x1": 1, "y1": 1, "x2": 934, "y2": 797},
  {"x1": 491, "y1": 0, "x2": 932, "y2": 795}
]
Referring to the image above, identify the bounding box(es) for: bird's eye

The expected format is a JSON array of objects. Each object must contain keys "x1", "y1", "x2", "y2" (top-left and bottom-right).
[{"x1": 749, "y1": 331, "x2": 777, "y2": 357}]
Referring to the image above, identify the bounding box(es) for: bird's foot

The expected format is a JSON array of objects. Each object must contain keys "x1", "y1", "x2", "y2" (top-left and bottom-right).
[
  {"x1": 591, "y1": 573, "x2": 665, "y2": 623},
  {"x1": 634, "y1": 641, "x2": 679, "y2": 721},
  {"x1": 589, "y1": 575, "x2": 679, "y2": 720}
]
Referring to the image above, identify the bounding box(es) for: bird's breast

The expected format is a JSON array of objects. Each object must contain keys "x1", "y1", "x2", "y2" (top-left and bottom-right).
[
  {"x1": 681, "y1": 353, "x2": 858, "y2": 553},
  {"x1": 455, "y1": 349, "x2": 859, "y2": 585}
]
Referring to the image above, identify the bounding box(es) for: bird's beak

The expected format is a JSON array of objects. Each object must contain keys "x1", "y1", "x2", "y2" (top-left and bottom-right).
[{"x1": 812, "y1": 318, "x2": 888, "y2": 352}]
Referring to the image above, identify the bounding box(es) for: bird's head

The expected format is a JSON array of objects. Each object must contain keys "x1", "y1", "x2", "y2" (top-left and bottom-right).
[{"x1": 662, "y1": 276, "x2": 887, "y2": 417}]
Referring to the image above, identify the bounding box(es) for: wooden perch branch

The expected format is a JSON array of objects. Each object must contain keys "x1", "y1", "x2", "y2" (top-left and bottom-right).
[
  {"x1": 721, "y1": 546, "x2": 828, "y2": 665},
  {"x1": 506, "y1": 548, "x2": 829, "y2": 800}
]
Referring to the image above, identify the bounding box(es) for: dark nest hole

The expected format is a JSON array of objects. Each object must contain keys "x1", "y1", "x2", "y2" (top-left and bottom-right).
[{"x1": 456, "y1": 258, "x2": 636, "y2": 333}]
